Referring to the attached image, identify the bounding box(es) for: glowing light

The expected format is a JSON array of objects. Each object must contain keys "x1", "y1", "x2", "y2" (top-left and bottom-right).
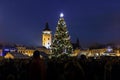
[
  {"x1": 107, "y1": 46, "x2": 113, "y2": 52},
  {"x1": 4, "y1": 49, "x2": 9, "y2": 51},
  {"x1": 60, "y1": 13, "x2": 64, "y2": 17}
]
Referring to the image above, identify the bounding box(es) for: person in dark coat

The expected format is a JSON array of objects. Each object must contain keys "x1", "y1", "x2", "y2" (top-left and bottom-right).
[
  {"x1": 64, "y1": 61, "x2": 85, "y2": 80},
  {"x1": 28, "y1": 50, "x2": 46, "y2": 80}
]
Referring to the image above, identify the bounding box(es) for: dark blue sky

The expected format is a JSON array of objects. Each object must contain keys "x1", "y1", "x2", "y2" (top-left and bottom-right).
[{"x1": 0, "y1": 0, "x2": 120, "y2": 47}]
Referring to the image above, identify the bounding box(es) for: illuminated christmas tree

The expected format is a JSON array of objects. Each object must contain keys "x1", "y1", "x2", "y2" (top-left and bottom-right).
[{"x1": 51, "y1": 13, "x2": 73, "y2": 56}]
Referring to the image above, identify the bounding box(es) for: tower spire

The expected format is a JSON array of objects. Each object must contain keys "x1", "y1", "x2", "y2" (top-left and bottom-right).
[{"x1": 43, "y1": 22, "x2": 50, "y2": 31}]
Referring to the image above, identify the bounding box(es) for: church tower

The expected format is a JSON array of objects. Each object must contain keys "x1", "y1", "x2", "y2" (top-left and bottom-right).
[{"x1": 42, "y1": 22, "x2": 52, "y2": 49}]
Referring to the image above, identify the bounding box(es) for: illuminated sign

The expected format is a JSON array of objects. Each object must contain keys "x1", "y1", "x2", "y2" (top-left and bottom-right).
[{"x1": 4, "y1": 49, "x2": 10, "y2": 51}]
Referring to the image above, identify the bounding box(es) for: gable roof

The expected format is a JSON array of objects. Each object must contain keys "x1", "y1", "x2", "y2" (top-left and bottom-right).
[{"x1": 5, "y1": 52, "x2": 29, "y2": 59}]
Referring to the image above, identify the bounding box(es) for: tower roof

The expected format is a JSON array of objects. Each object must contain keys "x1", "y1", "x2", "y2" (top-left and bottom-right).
[{"x1": 43, "y1": 22, "x2": 51, "y2": 31}]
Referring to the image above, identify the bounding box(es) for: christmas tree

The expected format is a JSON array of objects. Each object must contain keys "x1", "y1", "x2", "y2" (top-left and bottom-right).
[{"x1": 51, "y1": 13, "x2": 73, "y2": 56}]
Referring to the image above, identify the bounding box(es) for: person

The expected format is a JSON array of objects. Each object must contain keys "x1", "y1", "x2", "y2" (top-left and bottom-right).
[
  {"x1": 64, "y1": 61, "x2": 85, "y2": 80},
  {"x1": 104, "y1": 60, "x2": 112, "y2": 80},
  {"x1": 28, "y1": 50, "x2": 46, "y2": 80}
]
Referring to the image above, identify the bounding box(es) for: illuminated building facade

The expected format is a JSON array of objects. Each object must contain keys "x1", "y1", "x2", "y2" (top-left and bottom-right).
[
  {"x1": 16, "y1": 46, "x2": 35, "y2": 56},
  {"x1": 42, "y1": 22, "x2": 52, "y2": 49}
]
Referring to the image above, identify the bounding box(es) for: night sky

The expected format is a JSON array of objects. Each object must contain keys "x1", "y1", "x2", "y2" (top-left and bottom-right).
[{"x1": 0, "y1": 0, "x2": 120, "y2": 47}]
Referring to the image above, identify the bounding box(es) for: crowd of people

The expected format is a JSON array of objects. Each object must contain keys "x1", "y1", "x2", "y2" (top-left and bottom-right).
[{"x1": 0, "y1": 51, "x2": 120, "y2": 80}]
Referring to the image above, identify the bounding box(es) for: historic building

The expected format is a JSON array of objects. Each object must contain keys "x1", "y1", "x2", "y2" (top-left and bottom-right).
[
  {"x1": 16, "y1": 45, "x2": 35, "y2": 56},
  {"x1": 42, "y1": 22, "x2": 52, "y2": 49}
]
